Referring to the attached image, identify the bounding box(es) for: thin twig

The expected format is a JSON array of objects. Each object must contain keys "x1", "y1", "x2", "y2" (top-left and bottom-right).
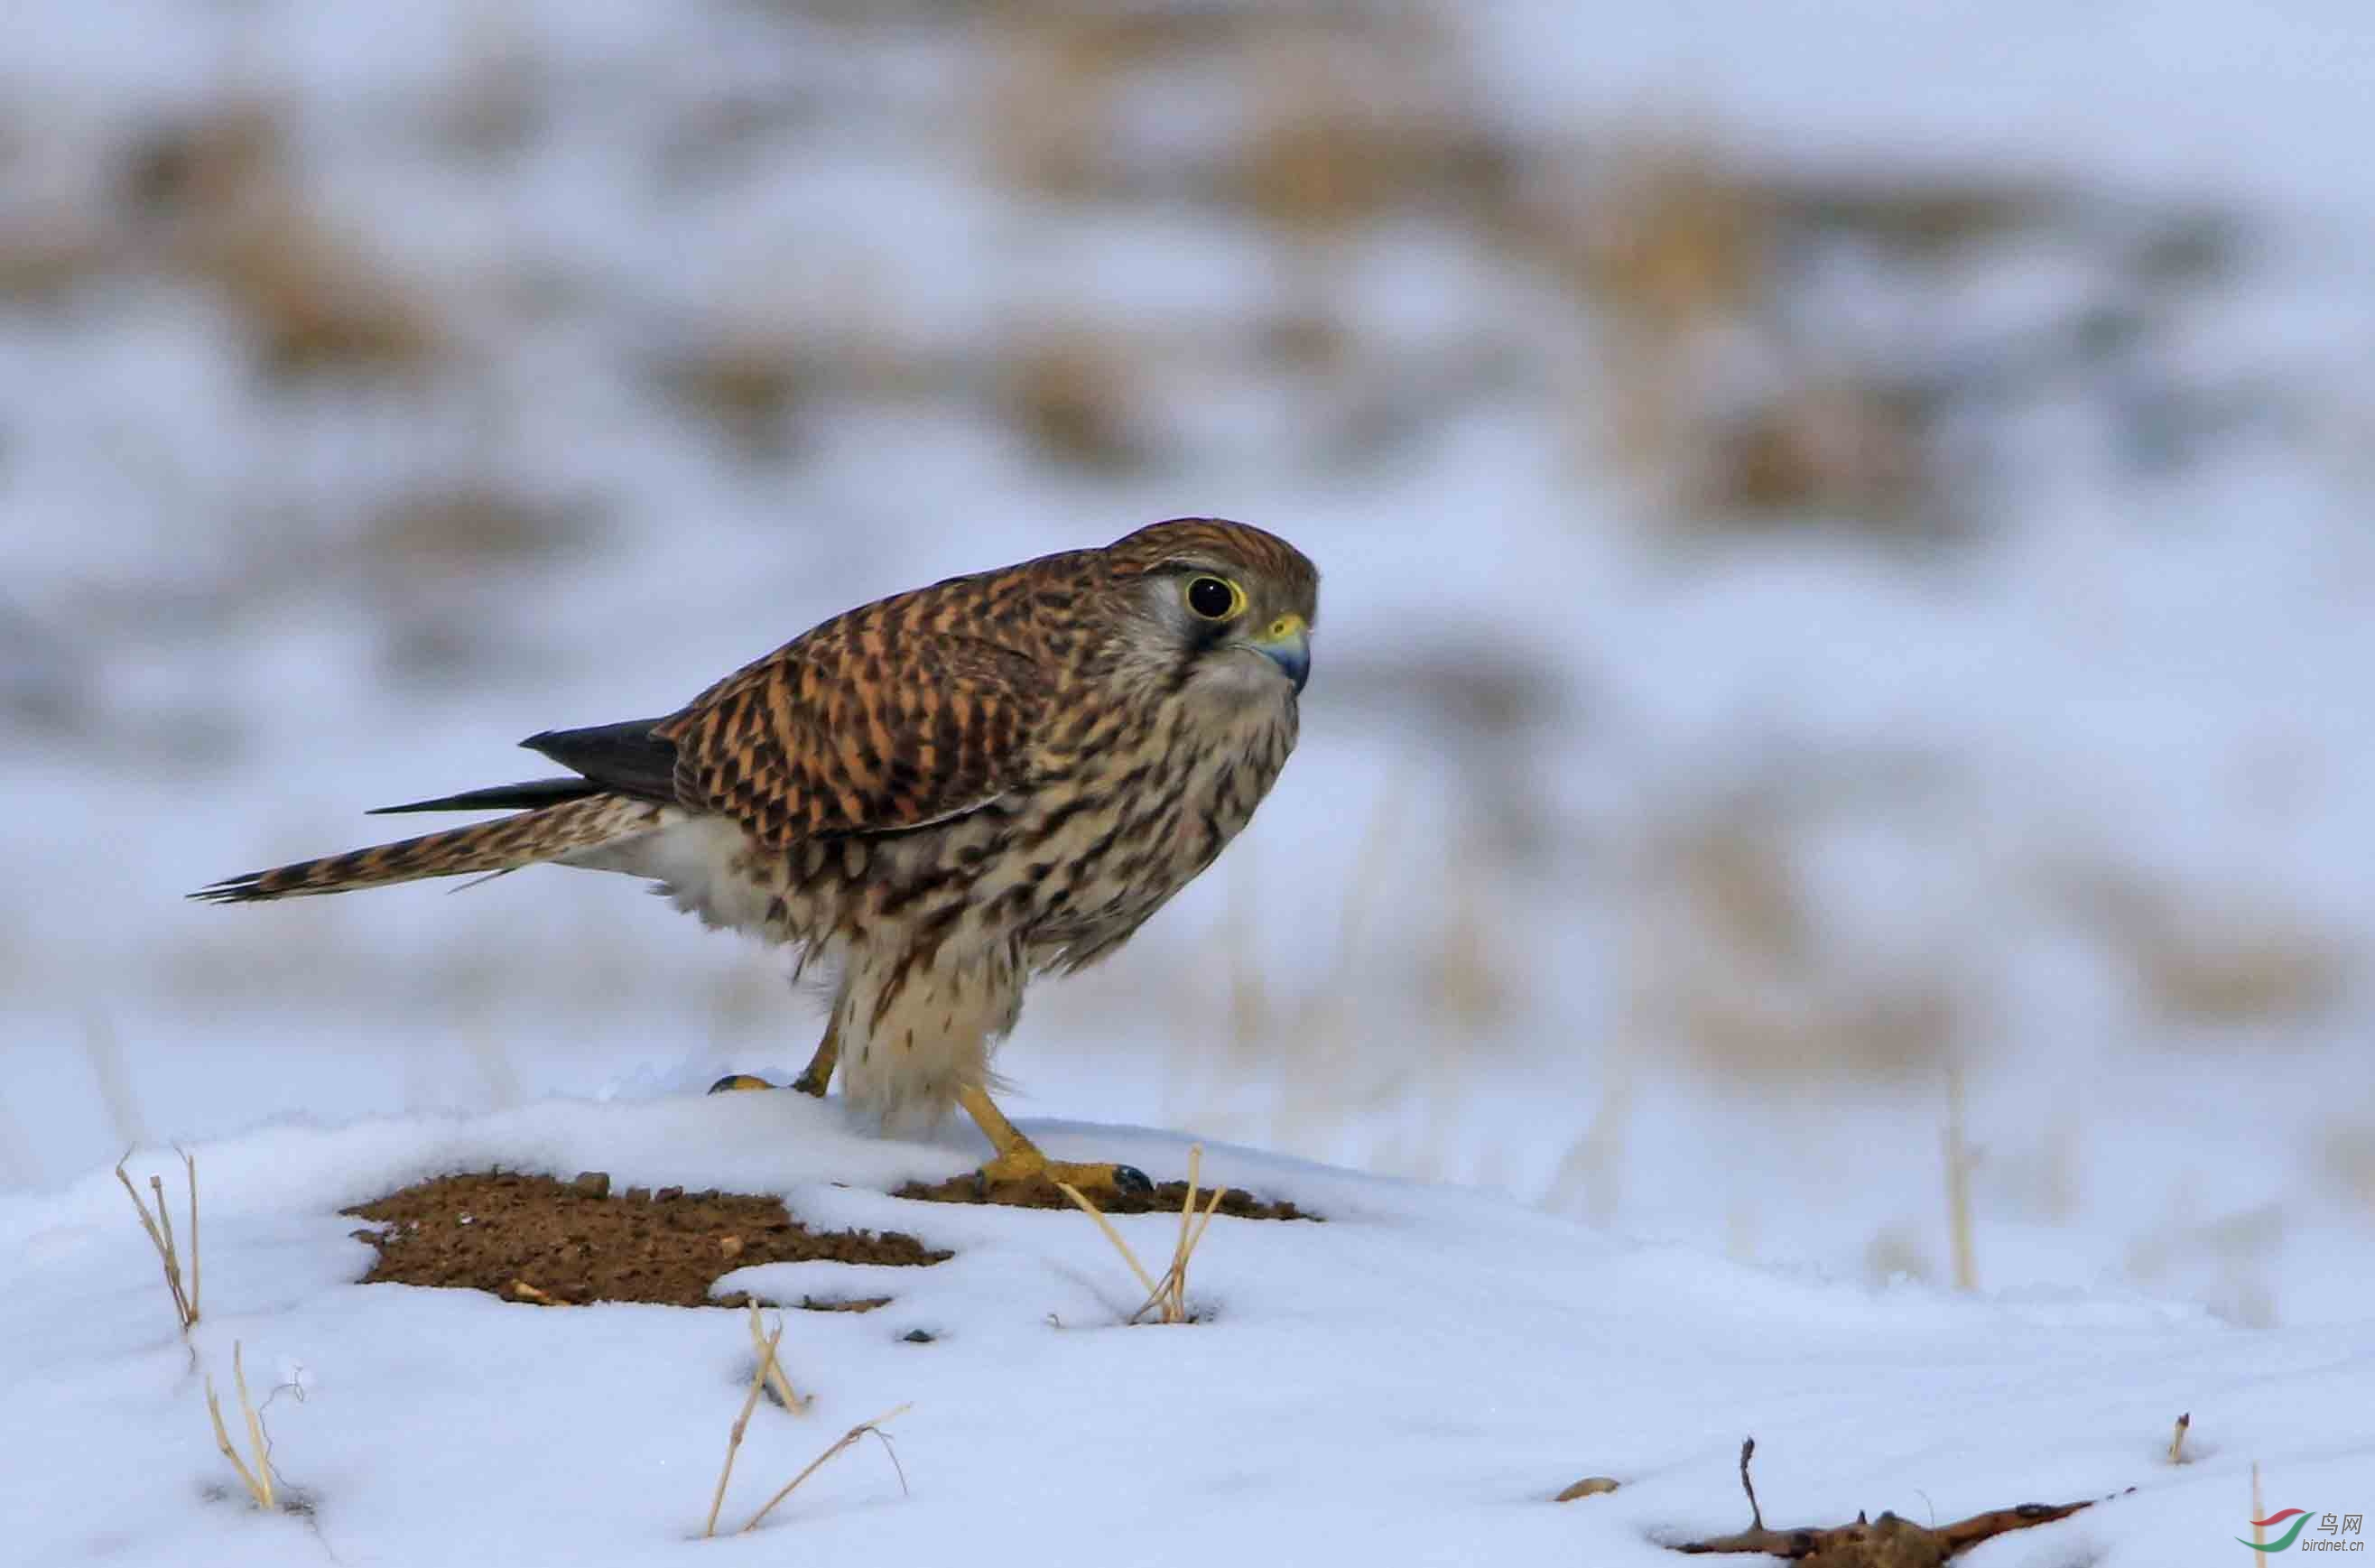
[
  {"x1": 2169, "y1": 1411, "x2": 2189, "y2": 1465},
  {"x1": 1739, "y1": 1437, "x2": 1763, "y2": 1532},
  {"x1": 738, "y1": 1405, "x2": 912, "y2": 1535},
  {"x1": 706, "y1": 1321, "x2": 783, "y2": 1537}
]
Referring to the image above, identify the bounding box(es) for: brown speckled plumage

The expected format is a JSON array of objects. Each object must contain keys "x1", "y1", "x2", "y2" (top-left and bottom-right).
[{"x1": 197, "y1": 518, "x2": 1320, "y2": 1137}]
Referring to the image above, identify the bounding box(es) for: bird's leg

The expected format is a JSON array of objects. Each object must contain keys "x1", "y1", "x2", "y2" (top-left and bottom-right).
[
  {"x1": 957, "y1": 1084, "x2": 1151, "y2": 1195},
  {"x1": 790, "y1": 1019, "x2": 840, "y2": 1098}
]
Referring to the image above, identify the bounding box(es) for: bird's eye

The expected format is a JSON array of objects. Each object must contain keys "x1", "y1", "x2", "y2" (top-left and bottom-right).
[{"x1": 1184, "y1": 575, "x2": 1244, "y2": 621}]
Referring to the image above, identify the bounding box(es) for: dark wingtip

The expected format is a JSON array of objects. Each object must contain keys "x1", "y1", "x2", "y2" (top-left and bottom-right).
[
  {"x1": 518, "y1": 719, "x2": 678, "y2": 801},
  {"x1": 367, "y1": 777, "x2": 597, "y2": 815},
  {"x1": 188, "y1": 873, "x2": 268, "y2": 904}
]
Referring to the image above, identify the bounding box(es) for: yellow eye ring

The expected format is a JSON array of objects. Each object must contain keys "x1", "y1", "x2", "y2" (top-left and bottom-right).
[{"x1": 1183, "y1": 574, "x2": 1246, "y2": 621}]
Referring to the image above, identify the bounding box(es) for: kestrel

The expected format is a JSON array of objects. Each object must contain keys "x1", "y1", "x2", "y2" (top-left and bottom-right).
[{"x1": 195, "y1": 518, "x2": 1318, "y2": 1193}]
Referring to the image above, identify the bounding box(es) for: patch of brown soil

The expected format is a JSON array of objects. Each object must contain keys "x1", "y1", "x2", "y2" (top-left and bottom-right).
[
  {"x1": 345, "y1": 1171, "x2": 949, "y2": 1309},
  {"x1": 895, "y1": 1174, "x2": 1313, "y2": 1220}
]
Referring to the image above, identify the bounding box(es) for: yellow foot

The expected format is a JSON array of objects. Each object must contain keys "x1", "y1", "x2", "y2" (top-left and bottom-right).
[
  {"x1": 953, "y1": 1082, "x2": 1150, "y2": 1195},
  {"x1": 974, "y1": 1149, "x2": 1153, "y2": 1197},
  {"x1": 707, "y1": 1073, "x2": 776, "y2": 1094},
  {"x1": 788, "y1": 1062, "x2": 833, "y2": 1099}
]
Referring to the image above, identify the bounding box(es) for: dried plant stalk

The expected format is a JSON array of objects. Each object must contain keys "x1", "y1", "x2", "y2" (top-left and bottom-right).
[
  {"x1": 1059, "y1": 1146, "x2": 1228, "y2": 1324},
  {"x1": 1943, "y1": 1061, "x2": 1978, "y2": 1292},
  {"x1": 115, "y1": 1154, "x2": 198, "y2": 1331},
  {"x1": 1053, "y1": 1183, "x2": 1164, "y2": 1302},
  {"x1": 1140, "y1": 1184, "x2": 1228, "y2": 1323},
  {"x1": 747, "y1": 1302, "x2": 812, "y2": 1414},
  {"x1": 705, "y1": 1321, "x2": 784, "y2": 1537},
  {"x1": 183, "y1": 1151, "x2": 201, "y2": 1323},
  {"x1": 203, "y1": 1341, "x2": 276, "y2": 1509},
  {"x1": 738, "y1": 1405, "x2": 911, "y2": 1535}
]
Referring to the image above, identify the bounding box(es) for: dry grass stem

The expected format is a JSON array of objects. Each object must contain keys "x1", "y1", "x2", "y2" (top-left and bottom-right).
[
  {"x1": 1053, "y1": 1181, "x2": 1163, "y2": 1301},
  {"x1": 1944, "y1": 1060, "x2": 1978, "y2": 1292},
  {"x1": 1056, "y1": 1145, "x2": 1229, "y2": 1324},
  {"x1": 738, "y1": 1405, "x2": 912, "y2": 1535},
  {"x1": 705, "y1": 1319, "x2": 783, "y2": 1538},
  {"x1": 1144, "y1": 1168, "x2": 1229, "y2": 1324},
  {"x1": 2252, "y1": 1461, "x2": 2266, "y2": 1554},
  {"x1": 747, "y1": 1301, "x2": 812, "y2": 1414},
  {"x1": 2169, "y1": 1411, "x2": 2190, "y2": 1464},
  {"x1": 1177, "y1": 1148, "x2": 1202, "y2": 1281},
  {"x1": 203, "y1": 1341, "x2": 276, "y2": 1509},
  {"x1": 115, "y1": 1151, "x2": 199, "y2": 1332},
  {"x1": 237, "y1": 1342, "x2": 272, "y2": 1498},
  {"x1": 185, "y1": 1154, "x2": 201, "y2": 1322}
]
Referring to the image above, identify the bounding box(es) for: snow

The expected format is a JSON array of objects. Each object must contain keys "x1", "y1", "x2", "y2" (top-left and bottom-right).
[{"x1": 5, "y1": 1099, "x2": 2364, "y2": 1567}]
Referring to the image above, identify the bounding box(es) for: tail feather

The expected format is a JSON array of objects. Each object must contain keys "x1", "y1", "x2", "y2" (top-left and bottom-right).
[{"x1": 191, "y1": 793, "x2": 670, "y2": 904}]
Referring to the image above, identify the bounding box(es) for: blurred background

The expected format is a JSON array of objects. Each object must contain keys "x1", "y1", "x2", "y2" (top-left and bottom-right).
[{"x1": 5, "y1": 0, "x2": 2373, "y2": 1325}]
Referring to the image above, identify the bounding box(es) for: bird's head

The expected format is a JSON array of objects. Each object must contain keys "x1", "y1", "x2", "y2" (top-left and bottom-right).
[{"x1": 1104, "y1": 518, "x2": 1319, "y2": 703}]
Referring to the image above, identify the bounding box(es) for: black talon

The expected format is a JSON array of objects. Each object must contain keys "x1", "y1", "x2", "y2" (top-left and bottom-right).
[{"x1": 1114, "y1": 1164, "x2": 1154, "y2": 1196}]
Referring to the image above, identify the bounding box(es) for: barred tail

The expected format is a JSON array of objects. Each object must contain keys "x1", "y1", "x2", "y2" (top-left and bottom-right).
[{"x1": 190, "y1": 793, "x2": 669, "y2": 904}]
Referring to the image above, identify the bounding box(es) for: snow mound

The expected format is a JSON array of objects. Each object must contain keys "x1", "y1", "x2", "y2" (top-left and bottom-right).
[{"x1": 3, "y1": 1094, "x2": 2365, "y2": 1566}]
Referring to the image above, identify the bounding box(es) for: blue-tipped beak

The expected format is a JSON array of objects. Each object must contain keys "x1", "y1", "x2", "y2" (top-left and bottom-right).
[{"x1": 1252, "y1": 614, "x2": 1311, "y2": 693}]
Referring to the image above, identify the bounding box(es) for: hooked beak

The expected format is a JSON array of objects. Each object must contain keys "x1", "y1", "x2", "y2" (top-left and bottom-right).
[{"x1": 1248, "y1": 613, "x2": 1311, "y2": 694}]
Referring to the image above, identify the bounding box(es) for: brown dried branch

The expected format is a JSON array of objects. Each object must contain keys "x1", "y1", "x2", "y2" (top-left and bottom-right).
[{"x1": 1668, "y1": 1433, "x2": 2133, "y2": 1561}]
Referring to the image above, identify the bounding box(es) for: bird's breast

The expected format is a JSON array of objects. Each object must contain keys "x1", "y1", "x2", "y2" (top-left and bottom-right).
[
  {"x1": 1001, "y1": 691, "x2": 1298, "y2": 944},
  {"x1": 720, "y1": 691, "x2": 1298, "y2": 966}
]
